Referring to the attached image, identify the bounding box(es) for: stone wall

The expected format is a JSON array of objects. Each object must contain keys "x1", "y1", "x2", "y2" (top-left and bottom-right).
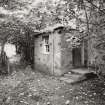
[
  {"x1": 34, "y1": 32, "x2": 63, "y2": 76},
  {"x1": 34, "y1": 35, "x2": 53, "y2": 75},
  {"x1": 34, "y1": 30, "x2": 84, "y2": 76},
  {"x1": 60, "y1": 32, "x2": 73, "y2": 72},
  {"x1": 52, "y1": 32, "x2": 62, "y2": 75}
]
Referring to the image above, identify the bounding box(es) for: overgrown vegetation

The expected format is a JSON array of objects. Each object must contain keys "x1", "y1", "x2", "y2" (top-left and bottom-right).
[{"x1": 0, "y1": 0, "x2": 105, "y2": 78}]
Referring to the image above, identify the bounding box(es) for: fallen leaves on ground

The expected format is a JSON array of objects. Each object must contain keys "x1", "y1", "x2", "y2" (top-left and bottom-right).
[{"x1": 0, "y1": 68, "x2": 105, "y2": 105}]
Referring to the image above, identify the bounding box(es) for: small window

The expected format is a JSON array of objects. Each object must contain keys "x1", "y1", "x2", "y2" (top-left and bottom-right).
[{"x1": 43, "y1": 36, "x2": 50, "y2": 54}]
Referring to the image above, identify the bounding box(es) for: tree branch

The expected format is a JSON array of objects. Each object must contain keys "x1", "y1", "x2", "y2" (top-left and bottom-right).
[{"x1": 85, "y1": 0, "x2": 105, "y2": 14}]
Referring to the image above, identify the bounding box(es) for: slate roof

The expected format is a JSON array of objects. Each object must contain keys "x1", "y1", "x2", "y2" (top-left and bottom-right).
[{"x1": 33, "y1": 23, "x2": 79, "y2": 36}]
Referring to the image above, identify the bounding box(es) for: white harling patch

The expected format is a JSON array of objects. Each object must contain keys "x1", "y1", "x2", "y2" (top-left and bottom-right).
[{"x1": 4, "y1": 43, "x2": 16, "y2": 58}]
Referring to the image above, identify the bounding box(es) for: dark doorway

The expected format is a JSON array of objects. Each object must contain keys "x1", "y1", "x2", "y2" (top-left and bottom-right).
[{"x1": 72, "y1": 48, "x2": 81, "y2": 67}]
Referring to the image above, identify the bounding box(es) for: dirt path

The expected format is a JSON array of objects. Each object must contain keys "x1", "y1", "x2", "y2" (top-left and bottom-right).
[{"x1": 0, "y1": 69, "x2": 105, "y2": 105}]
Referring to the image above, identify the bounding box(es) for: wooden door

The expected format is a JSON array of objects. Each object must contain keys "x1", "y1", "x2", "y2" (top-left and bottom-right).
[{"x1": 72, "y1": 48, "x2": 81, "y2": 67}]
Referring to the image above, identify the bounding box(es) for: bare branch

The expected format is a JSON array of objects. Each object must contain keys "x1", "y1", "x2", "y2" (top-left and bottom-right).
[{"x1": 86, "y1": 0, "x2": 105, "y2": 14}]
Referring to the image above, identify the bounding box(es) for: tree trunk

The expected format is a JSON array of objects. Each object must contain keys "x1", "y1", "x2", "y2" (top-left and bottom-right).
[{"x1": 0, "y1": 43, "x2": 9, "y2": 74}]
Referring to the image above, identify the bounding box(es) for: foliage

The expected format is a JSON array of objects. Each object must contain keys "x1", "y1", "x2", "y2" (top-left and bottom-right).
[{"x1": 0, "y1": 0, "x2": 105, "y2": 71}]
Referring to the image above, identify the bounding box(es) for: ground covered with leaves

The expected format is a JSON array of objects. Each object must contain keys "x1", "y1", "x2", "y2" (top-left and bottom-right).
[{"x1": 0, "y1": 67, "x2": 105, "y2": 105}]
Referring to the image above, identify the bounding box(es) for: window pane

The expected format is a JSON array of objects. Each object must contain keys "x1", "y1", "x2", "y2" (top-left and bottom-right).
[
  {"x1": 43, "y1": 36, "x2": 50, "y2": 53},
  {"x1": 46, "y1": 45, "x2": 49, "y2": 52}
]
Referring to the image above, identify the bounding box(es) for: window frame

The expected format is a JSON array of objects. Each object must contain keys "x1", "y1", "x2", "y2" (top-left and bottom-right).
[{"x1": 42, "y1": 35, "x2": 50, "y2": 54}]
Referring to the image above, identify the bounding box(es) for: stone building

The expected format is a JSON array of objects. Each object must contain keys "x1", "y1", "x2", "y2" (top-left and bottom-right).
[{"x1": 34, "y1": 25, "x2": 88, "y2": 76}]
